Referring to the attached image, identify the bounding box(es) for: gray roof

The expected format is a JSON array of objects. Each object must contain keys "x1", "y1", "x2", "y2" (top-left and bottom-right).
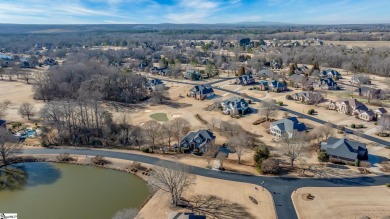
[
  {"x1": 191, "y1": 84, "x2": 214, "y2": 94},
  {"x1": 271, "y1": 117, "x2": 306, "y2": 133},
  {"x1": 222, "y1": 97, "x2": 248, "y2": 109},
  {"x1": 375, "y1": 107, "x2": 388, "y2": 114},
  {"x1": 321, "y1": 137, "x2": 367, "y2": 160},
  {"x1": 269, "y1": 80, "x2": 286, "y2": 88},
  {"x1": 181, "y1": 129, "x2": 215, "y2": 149},
  {"x1": 322, "y1": 69, "x2": 341, "y2": 77},
  {"x1": 292, "y1": 91, "x2": 323, "y2": 100},
  {"x1": 319, "y1": 78, "x2": 337, "y2": 86},
  {"x1": 149, "y1": 79, "x2": 163, "y2": 86},
  {"x1": 257, "y1": 69, "x2": 274, "y2": 78}
]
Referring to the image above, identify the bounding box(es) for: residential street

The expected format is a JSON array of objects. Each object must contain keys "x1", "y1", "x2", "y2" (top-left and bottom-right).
[{"x1": 22, "y1": 148, "x2": 390, "y2": 219}]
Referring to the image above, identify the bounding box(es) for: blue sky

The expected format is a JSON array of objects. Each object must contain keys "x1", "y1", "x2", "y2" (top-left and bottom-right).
[{"x1": 1, "y1": 0, "x2": 390, "y2": 24}]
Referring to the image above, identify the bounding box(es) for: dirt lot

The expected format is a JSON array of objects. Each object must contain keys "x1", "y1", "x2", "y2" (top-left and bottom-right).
[
  {"x1": 139, "y1": 176, "x2": 276, "y2": 219},
  {"x1": 292, "y1": 186, "x2": 390, "y2": 219}
]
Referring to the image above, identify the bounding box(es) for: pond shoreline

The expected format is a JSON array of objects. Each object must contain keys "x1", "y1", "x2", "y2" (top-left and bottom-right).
[{"x1": 3, "y1": 154, "x2": 157, "y2": 217}]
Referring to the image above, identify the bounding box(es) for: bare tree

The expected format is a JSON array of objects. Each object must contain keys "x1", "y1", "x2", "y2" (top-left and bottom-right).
[
  {"x1": 18, "y1": 102, "x2": 35, "y2": 120},
  {"x1": 171, "y1": 118, "x2": 190, "y2": 147},
  {"x1": 0, "y1": 100, "x2": 11, "y2": 118},
  {"x1": 228, "y1": 132, "x2": 251, "y2": 164},
  {"x1": 259, "y1": 99, "x2": 279, "y2": 121},
  {"x1": 150, "y1": 160, "x2": 195, "y2": 206},
  {"x1": 0, "y1": 129, "x2": 22, "y2": 165},
  {"x1": 318, "y1": 122, "x2": 335, "y2": 141},
  {"x1": 279, "y1": 131, "x2": 306, "y2": 167},
  {"x1": 142, "y1": 120, "x2": 162, "y2": 153},
  {"x1": 378, "y1": 114, "x2": 390, "y2": 134},
  {"x1": 162, "y1": 122, "x2": 174, "y2": 148}
]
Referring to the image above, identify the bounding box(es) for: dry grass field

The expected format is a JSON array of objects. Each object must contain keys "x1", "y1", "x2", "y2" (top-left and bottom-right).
[{"x1": 292, "y1": 186, "x2": 390, "y2": 219}]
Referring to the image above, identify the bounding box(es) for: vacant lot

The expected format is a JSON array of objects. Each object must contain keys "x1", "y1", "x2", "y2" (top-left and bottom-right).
[
  {"x1": 292, "y1": 186, "x2": 390, "y2": 219},
  {"x1": 139, "y1": 176, "x2": 276, "y2": 219},
  {"x1": 326, "y1": 41, "x2": 390, "y2": 48},
  {"x1": 0, "y1": 80, "x2": 44, "y2": 121}
]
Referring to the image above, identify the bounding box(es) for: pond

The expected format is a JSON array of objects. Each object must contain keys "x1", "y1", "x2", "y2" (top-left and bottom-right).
[{"x1": 0, "y1": 162, "x2": 150, "y2": 219}]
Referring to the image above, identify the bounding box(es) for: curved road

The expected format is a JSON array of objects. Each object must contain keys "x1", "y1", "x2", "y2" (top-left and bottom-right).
[
  {"x1": 23, "y1": 148, "x2": 390, "y2": 219},
  {"x1": 157, "y1": 76, "x2": 390, "y2": 146}
]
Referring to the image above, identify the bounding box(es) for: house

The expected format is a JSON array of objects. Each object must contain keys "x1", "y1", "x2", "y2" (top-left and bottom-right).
[
  {"x1": 150, "y1": 67, "x2": 168, "y2": 75},
  {"x1": 145, "y1": 79, "x2": 164, "y2": 92},
  {"x1": 20, "y1": 61, "x2": 31, "y2": 68},
  {"x1": 291, "y1": 91, "x2": 324, "y2": 105},
  {"x1": 356, "y1": 109, "x2": 375, "y2": 121},
  {"x1": 268, "y1": 80, "x2": 287, "y2": 92},
  {"x1": 288, "y1": 74, "x2": 307, "y2": 88},
  {"x1": 329, "y1": 99, "x2": 368, "y2": 115},
  {"x1": 257, "y1": 69, "x2": 274, "y2": 79},
  {"x1": 258, "y1": 80, "x2": 269, "y2": 91},
  {"x1": 315, "y1": 78, "x2": 338, "y2": 90},
  {"x1": 188, "y1": 84, "x2": 214, "y2": 100},
  {"x1": 180, "y1": 129, "x2": 216, "y2": 153},
  {"x1": 320, "y1": 137, "x2": 368, "y2": 162},
  {"x1": 168, "y1": 212, "x2": 206, "y2": 219},
  {"x1": 374, "y1": 107, "x2": 388, "y2": 119},
  {"x1": 236, "y1": 75, "x2": 255, "y2": 86},
  {"x1": 0, "y1": 119, "x2": 6, "y2": 128},
  {"x1": 269, "y1": 117, "x2": 307, "y2": 138},
  {"x1": 184, "y1": 70, "x2": 202, "y2": 80},
  {"x1": 321, "y1": 69, "x2": 342, "y2": 79},
  {"x1": 354, "y1": 87, "x2": 381, "y2": 99},
  {"x1": 220, "y1": 97, "x2": 249, "y2": 116},
  {"x1": 43, "y1": 58, "x2": 57, "y2": 66},
  {"x1": 351, "y1": 75, "x2": 371, "y2": 85}
]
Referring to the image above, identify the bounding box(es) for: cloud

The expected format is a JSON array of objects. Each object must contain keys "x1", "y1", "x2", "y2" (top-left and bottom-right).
[{"x1": 0, "y1": 0, "x2": 389, "y2": 24}]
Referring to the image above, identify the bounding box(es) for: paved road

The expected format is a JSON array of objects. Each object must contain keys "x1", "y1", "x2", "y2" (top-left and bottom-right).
[
  {"x1": 23, "y1": 148, "x2": 390, "y2": 219},
  {"x1": 158, "y1": 77, "x2": 390, "y2": 146}
]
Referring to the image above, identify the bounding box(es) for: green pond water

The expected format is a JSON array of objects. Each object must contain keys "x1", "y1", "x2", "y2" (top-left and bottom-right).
[{"x1": 0, "y1": 162, "x2": 149, "y2": 219}]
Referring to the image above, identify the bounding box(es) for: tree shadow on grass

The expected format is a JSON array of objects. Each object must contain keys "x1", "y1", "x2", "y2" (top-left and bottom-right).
[{"x1": 185, "y1": 195, "x2": 256, "y2": 219}]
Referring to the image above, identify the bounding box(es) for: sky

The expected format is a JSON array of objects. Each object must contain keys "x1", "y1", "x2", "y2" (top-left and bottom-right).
[{"x1": 1, "y1": 0, "x2": 390, "y2": 24}]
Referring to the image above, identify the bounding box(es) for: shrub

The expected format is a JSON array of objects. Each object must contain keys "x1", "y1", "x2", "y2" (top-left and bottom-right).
[
  {"x1": 285, "y1": 95, "x2": 292, "y2": 100},
  {"x1": 354, "y1": 159, "x2": 360, "y2": 167},
  {"x1": 318, "y1": 152, "x2": 329, "y2": 162},
  {"x1": 254, "y1": 145, "x2": 270, "y2": 168},
  {"x1": 277, "y1": 101, "x2": 283, "y2": 106},
  {"x1": 351, "y1": 124, "x2": 356, "y2": 128},
  {"x1": 56, "y1": 153, "x2": 75, "y2": 162},
  {"x1": 337, "y1": 125, "x2": 345, "y2": 132},
  {"x1": 374, "y1": 122, "x2": 378, "y2": 125},
  {"x1": 41, "y1": 140, "x2": 48, "y2": 147},
  {"x1": 249, "y1": 196, "x2": 258, "y2": 204},
  {"x1": 386, "y1": 183, "x2": 390, "y2": 188},
  {"x1": 248, "y1": 100, "x2": 252, "y2": 104},
  {"x1": 261, "y1": 158, "x2": 280, "y2": 174},
  {"x1": 357, "y1": 124, "x2": 364, "y2": 129},
  {"x1": 141, "y1": 147, "x2": 150, "y2": 153},
  {"x1": 307, "y1": 109, "x2": 315, "y2": 115},
  {"x1": 376, "y1": 132, "x2": 390, "y2": 137},
  {"x1": 91, "y1": 155, "x2": 111, "y2": 166}
]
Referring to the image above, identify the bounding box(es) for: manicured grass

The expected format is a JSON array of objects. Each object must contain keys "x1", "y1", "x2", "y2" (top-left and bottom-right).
[{"x1": 149, "y1": 113, "x2": 169, "y2": 122}]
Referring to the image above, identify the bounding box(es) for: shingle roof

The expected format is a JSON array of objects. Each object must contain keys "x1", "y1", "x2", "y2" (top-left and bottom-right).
[
  {"x1": 321, "y1": 137, "x2": 367, "y2": 161},
  {"x1": 271, "y1": 117, "x2": 306, "y2": 133},
  {"x1": 222, "y1": 97, "x2": 248, "y2": 109},
  {"x1": 375, "y1": 107, "x2": 388, "y2": 114},
  {"x1": 192, "y1": 84, "x2": 214, "y2": 94},
  {"x1": 181, "y1": 129, "x2": 215, "y2": 148}
]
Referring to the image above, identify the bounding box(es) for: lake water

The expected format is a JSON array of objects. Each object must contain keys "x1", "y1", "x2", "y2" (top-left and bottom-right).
[{"x1": 0, "y1": 162, "x2": 150, "y2": 219}]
